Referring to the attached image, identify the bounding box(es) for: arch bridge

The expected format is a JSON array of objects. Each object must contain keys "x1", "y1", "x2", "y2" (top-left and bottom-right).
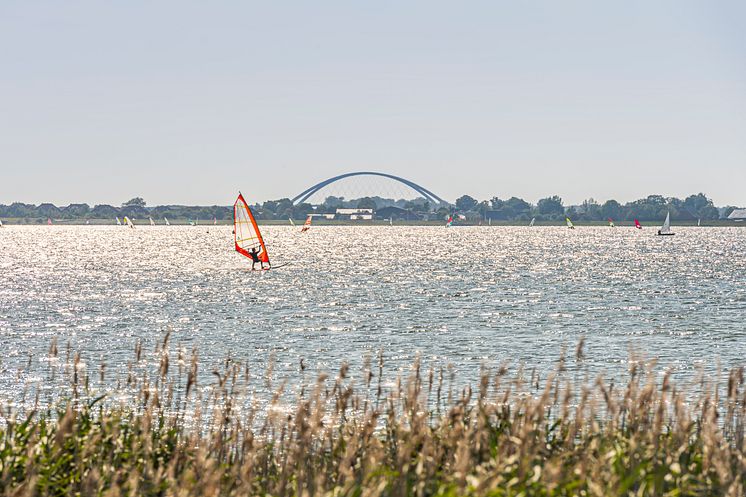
[{"x1": 291, "y1": 171, "x2": 450, "y2": 206}]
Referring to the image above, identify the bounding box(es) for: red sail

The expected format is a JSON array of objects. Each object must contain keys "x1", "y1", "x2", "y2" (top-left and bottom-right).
[
  {"x1": 233, "y1": 193, "x2": 269, "y2": 264},
  {"x1": 634, "y1": 219, "x2": 642, "y2": 229}
]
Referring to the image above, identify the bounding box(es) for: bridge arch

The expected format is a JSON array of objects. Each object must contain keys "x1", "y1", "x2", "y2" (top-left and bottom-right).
[{"x1": 291, "y1": 171, "x2": 450, "y2": 206}]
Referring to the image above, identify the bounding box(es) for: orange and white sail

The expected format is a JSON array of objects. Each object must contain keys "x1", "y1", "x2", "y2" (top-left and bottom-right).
[
  {"x1": 300, "y1": 215, "x2": 312, "y2": 233},
  {"x1": 233, "y1": 192, "x2": 269, "y2": 264}
]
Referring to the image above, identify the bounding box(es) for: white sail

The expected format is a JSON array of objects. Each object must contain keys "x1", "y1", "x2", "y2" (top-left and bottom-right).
[
  {"x1": 529, "y1": 217, "x2": 535, "y2": 227},
  {"x1": 124, "y1": 216, "x2": 135, "y2": 229},
  {"x1": 288, "y1": 218, "x2": 296, "y2": 227},
  {"x1": 566, "y1": 217, "x2": 575, "y2": 229},
  {"x1": 149, "y1": 217, "x2": 155, "y2": 226},
  {"x1": 0, "y1": 219, "x2": 4, "y2": 227},
  {"x1": 164, "y1": 217, "x2": 170, "y2": 226},
  {"x1": 116, "y1": 217, "x2": 122, "y2": 225},
  {"x1": 659, "y1": 212, "x2": 671, "y2": 234}
]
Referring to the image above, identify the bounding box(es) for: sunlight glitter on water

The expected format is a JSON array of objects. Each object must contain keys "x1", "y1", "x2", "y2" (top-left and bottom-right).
[{"x1": 1, "y1": 225, "x2": 745, "y2": 401}]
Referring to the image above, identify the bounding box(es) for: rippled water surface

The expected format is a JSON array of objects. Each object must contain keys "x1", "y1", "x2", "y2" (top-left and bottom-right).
[{"x1": 1, "y1": 225, "x2": 745, "y2": 400}]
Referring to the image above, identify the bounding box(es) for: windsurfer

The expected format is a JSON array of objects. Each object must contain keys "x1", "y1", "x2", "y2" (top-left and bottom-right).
[{"x1": 248, "y1": 247, "x2": 268, "y2": 270}]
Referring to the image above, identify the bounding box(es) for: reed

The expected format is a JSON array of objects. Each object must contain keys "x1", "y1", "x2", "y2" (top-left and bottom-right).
[{"x1": 1, "y1": 337, "x2": 744, "y2": 496}]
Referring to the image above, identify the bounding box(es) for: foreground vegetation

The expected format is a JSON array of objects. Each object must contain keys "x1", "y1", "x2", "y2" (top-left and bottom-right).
[{"x1": 1, "y1": 338, "x2": 745, "y2": 496}]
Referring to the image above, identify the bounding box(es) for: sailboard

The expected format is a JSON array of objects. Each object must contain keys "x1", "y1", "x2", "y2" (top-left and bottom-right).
[
  {"x1": 446, "y1": 216, "x2": 453, "y2": 228},
  {"x1": 234, "y1": 192, "x2": 271, "y2": 269},
  {"x1": 698, "y1": 218, "x2": 701, "y2": 227},
  {"x1": 529, "y1": 217, "x2": 535, "y2": 227},
  {"x1": 608, "y1": 218, "x2": 616, "y2": 227},
  {"x1": 47, "y1": 218, "x2": 52, "y2": 225},
  {"x1": 657, "y1": 212, "x2": 675, "y2": 236},
  {"x1": 634, "y1": 219, "x2": 642, "y2": 229},
  {"x1": 213, "y1": 217, "x2": 217, "y2": 225},
  {"x1": 565, "y1": 217, "x2": 575, "y2": 229},
  {"x1": 288, "y1": 218, "x2": 296, "y2": 227},
  {"x1": 164, "y1": 217, "x2": 170, "y2": 226},
  {"x1": 124, "y1": 216, "x2": 135, "y2": 229},
  {"x1": 116, "y1": 217, "x2": 122, "y2": 226},
  {"x1": 149, "y1": 217, "x2": 155, "y2": 226},
  {"x1": 300, "y1": 215, "x2": 312, "y2": 233},
  {"x1": 0, "y1": 219, "x2": 4, "y2": 228}
]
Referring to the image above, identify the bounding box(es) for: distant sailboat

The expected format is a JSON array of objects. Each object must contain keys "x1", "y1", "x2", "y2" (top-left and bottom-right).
[
  {"x1": 300, "y1": 215, "x2": 312, "y2": 233},
  {"x1": 446, "y1": 216, "x2": 453, "y2": 228},
  {"x1": 149, "y1": 217, "x2": 155, "y2": 226},
  {"x1": 164, "y1": 217, "x2": 170, "y2": 226},
  {"x1": 698, "y1": 218, "x2": 701, "y2": 227},
  {"x1": 47, "y1": 218, "x2": 52, "y2": 225},
  {"x1": 634, "y1": 219, "x2": 643, "y2": 230},
  {"x1": 116, "y1": 217, "x2": 122, "y2": 226},
  {"x1": 213, "y1": 217, "x2": 217, "y2": 225},
  {"x1": 288, "y1": 218, "x2": 296, "y2": 227},
  {"x1": 607, "y1": 218, "x2": 616, "y2": 227},
  {"x1": 0, "y1": 219, "x2": 4, "y2": 228},
  {"x1": 657, "y1": 212, "x2": 675, "y2": 236},
  {"x1": 565, "y1": 217, "x2": 575, "y2": 229},
  {"x1": 389, "y1": 217, "x2": 393, "y2": 226},
  {"x1": 529, "y1": 217, "x2": 535, "y2": 227},
  {"x1": 124, "y1": 216, "x2": 135, "y2": 229}
]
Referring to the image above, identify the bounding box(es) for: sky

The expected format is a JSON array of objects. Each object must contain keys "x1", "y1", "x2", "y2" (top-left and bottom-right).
[{"x1": 1, "y1": 1, "x2": 744, "y2": 207}]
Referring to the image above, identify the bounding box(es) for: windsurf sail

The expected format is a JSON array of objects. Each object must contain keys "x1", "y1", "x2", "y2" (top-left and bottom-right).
[
  {"x1": 124, "y1": 216, "x2": 135, "y2": 229},
  {"x1": 213, "y1": 217, "x2": 217, "y2": 225},
  {"x1": 164, "y1": 217, "x2": 170, "y2": 226},
  {"x1": 565, "y1": 217, "x2": 575, "y2": 229},
  {"x1": 149, "y1": 217, "x2": 155, "y2": 226},
  {"x1": 116, "y1": 217, "x2": 122, "y2": 226},
  {"x1": 47, "y1": 218, "x2": 52, "y2": 225},
  {"x1": 0, "y1": 219, "x2": 4, "y2": 227},
  {"x1": 288, "y1": 218, "x2": 296, "y2": 227},
  {"x1": 634, "y1": 219, "x2": 642, "y2": 229},
  {"x1": 698, "y1": 218, "x2": 701, "y2": 227},
  {"x1": 608, "y1": 218, "x2": 616, "y2": 227},
  {"x1": 300, "y1": 215, "x2": 312, "y2": 233},
  {"x1": 446, "y1": 216, "x2": 453, "y2": 227},
  {"x1": 234, "y1": 192, "x2": 270, "y2": 265},
  {"x1": 529, "y1": 217, "x2": 535, "y2": 227}
]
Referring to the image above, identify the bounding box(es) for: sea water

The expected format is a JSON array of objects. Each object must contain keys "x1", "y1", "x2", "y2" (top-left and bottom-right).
[{"x1": 1, "y1": 225, "x2": 744, "y2": 405}]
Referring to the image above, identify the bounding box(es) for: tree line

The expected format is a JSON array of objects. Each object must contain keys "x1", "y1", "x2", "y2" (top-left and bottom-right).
[
  {"x1": 0, "y1": 193, "x2": 740, "y2": 222},
  {"x1": 455, "y1": 193, "x2": 737, "y2": 222}
]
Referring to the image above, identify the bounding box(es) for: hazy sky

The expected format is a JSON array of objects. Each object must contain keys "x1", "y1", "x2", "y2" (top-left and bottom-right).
[{"x1": 1, "y1": 1, "x2": 744, "y2": 207}]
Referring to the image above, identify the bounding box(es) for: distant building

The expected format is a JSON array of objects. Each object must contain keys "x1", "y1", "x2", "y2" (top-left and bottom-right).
[
  {"x1": 335, "y1": 208, "x2": 373, "y2": 220},
  {"x1": 376, "y1": 206, "x2": 421, "y2": 221},
  {"x1": 727, "y1": 208, "x2": 746, "y2": 220}
]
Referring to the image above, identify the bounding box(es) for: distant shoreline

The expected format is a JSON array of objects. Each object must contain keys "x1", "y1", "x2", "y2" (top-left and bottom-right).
[{"x1": 1, "y1": 218, "x2": 743, "y2": 227}]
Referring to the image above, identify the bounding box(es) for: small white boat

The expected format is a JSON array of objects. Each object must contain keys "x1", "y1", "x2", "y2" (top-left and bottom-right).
[
  {"x1": 565, "y1": 217, "x2": 575, "y2": 229},
  {"x1": 124, "y1": 216, "x2": 135, "y2": 229},
  {"x1": 116, "y1": 217, "x2": 122, "y2": 226},
  {"x1": 0, "y1": 219, "x2": 4, "y2": 228},
  {"x1": 149, "y1": 217, "x2": 155, "y2": 226},
  {"x1": 657, "y1": 212, "x2": 674, "y2": 236},
  {"x1": 164, "y1": 217, "x2": 170, "y2": 226},
  {"x1": 529, "y1": 217, "x2": 535, "y2": 227}
]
